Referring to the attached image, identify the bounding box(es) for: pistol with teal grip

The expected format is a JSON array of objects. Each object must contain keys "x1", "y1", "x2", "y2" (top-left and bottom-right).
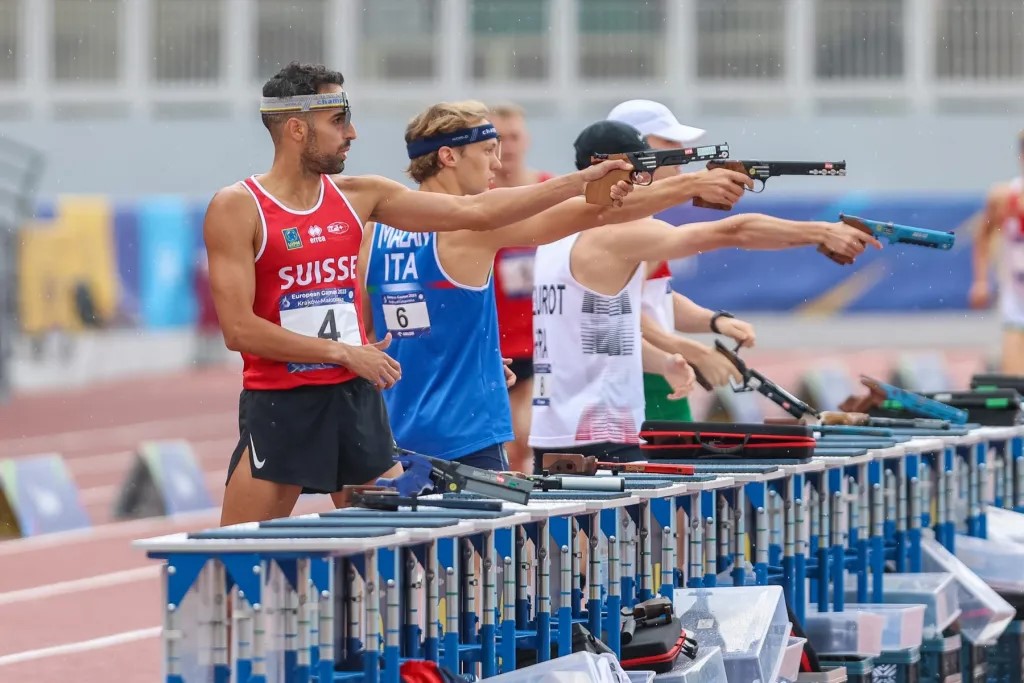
[{"x1": 824, "y1": 214, "x2": 955, "y2": 263}]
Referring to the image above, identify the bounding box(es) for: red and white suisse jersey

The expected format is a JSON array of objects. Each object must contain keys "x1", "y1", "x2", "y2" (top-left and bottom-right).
[{"x1": 238, "y1": 174, "x2": 367, "y2": 390}]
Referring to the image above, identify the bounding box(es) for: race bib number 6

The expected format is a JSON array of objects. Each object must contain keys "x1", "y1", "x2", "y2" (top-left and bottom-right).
[
  {"x1": 279, "y1": 287, "x2": 361, "y2": 372},
  {"x1": 382, "y1": 291, "x2": 431, "y2": 337}
]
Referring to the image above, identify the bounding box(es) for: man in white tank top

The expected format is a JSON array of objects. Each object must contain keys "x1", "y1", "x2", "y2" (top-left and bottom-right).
[
  {"x1": 607, "y1": 100, "x2": 759, "y2": 422},
  {"x1": 529, "y1": 121, "x2": 883, "y2": 471},
  {"x1": 969, "y1": 132, "x2": 1024, "y2": 373}
]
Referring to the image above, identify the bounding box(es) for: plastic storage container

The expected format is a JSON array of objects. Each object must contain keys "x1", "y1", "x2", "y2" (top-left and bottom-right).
[
  {"x1": 851, "y1": 573, "x2": 961, "y2": 639},
  {"x1": 919, "y1": 536, "x2": 1014, "y2": 646},
  {"x1": 818, "y1": 655, "x2": 875, "y2": 683},
  {"x1": 840, "y1": 604, "x2": 925, "y2": 651},
  {"x1": 672, "y1": 585, "x2": 790, "y2": 683},
  {"x1": 777, "y1": 636, "x2": 807, "y2": 683},
  {"x1": 487, "y1": 651, "x2": 631, "y2": 682},
  {"x1": 650, "y1": 644, "x2": 727, "y2": 682},
  {"x1": 948, "y1": 533, "x2": 1024, "y2": 594},
  {"x1": 983, "y1": 505, "x2": 1024, "y2": 545},
  {"x1": 804, "y1": 609, "x2": 885, "y2": 657},
  {"x1": 872, "y1": 647, "x2": 920, "y2": 683}
]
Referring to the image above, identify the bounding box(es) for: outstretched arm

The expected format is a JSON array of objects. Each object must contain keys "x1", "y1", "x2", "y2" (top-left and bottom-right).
[
  {"x1": 480, "y1": 168, "x2": 754, "y2": 250},
  {"x1": 364, "y1": 160, "x2": 632, "y2": 234},
  {"x1": 600, "y1": 214, "x2": 880, "y2": 264}
]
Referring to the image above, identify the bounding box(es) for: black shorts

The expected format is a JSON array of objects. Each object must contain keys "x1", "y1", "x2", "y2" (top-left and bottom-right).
[
  {"x1": 531, "y1": 442, "x2": 646, "y2": 475},
  {"x1": 227, "y1": 379, "x2": 397, "y2": 494},
  {"x1": 508, "y1": 357, "x2": 534, "y2": 384}
]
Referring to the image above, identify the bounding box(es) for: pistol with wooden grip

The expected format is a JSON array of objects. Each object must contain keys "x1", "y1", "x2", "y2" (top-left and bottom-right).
[
  {"x1": 693, "y1": 159, "x2": 847, "y2": 211},
  {"x1": 584, "y1": 143, "x2": 730, "y2": 206}
]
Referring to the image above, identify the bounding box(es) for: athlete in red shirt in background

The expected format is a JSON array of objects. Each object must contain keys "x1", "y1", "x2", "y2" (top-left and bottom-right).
[
  {"x1": 488, "y1": 103, "x2": 551, "y2": 473},
  {"x1": 204, "y1": 64, "x2": 634, "y2": 526}
]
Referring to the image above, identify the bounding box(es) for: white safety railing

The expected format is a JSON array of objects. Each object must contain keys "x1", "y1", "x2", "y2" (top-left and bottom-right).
[{"x1": 2, "y1": 0, "x2": 1024, "y2": 119}]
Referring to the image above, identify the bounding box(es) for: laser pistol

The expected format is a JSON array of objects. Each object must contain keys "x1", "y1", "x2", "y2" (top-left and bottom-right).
[
  {"x1": 584, "y1": 143, "x2": 730, "y2": 206},
  {"x1": 694, "y1": 159, "x2": 847, "y2": 211}
]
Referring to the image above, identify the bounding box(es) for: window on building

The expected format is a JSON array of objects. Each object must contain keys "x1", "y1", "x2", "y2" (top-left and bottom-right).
[
  {"x1": 696, "y1": 0, "x2": 785, "y2": 80},
  {"x1": 578, "y1": 0, "x2": 666, "y2": 80},
  {"x1": 815, "y1": 0, "x2": 905, "y2": 80},
  {"x1": 255, "y1": 0, "x2": 327, "y2": 81},
  {"x1": 936, "y1": 0, "x2": 1024, "y2": 80},
  {"x1": 470, "y1": 0, "x2": 549, "y2": 81},
  {"x1": 360, "y1": 0, "x2": 438, "y2": 81},
  {"x1": 53, "y1": 0, "x2": 121, "y2": 82},
  {"x1": 152, "y1": 0, "x2": 223, "y2": 84}
]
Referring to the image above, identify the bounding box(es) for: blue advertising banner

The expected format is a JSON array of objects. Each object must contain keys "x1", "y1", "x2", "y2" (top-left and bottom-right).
[
  {"x1": 138, "y1": 196, "x2": 200, "y2": 329},
  {"x1": 657, "y1": 193, "x2": 982, "y2": 313}
]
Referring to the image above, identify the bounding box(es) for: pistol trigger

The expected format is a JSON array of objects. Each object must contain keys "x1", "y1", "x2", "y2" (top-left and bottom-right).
[
  {"x1": 631, "y1": 171, "x2": 653, "y2": 186},
  {"x1": 750, "y1": 179, "x2": 766, "y2": 193}
]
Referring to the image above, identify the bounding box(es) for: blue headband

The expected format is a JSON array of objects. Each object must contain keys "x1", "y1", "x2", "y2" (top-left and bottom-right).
[{"x1": 406, "y1": 123, "x2": 499, "y2": 159}]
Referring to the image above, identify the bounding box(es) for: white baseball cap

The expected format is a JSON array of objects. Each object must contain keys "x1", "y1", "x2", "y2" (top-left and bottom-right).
[{"x1": 607, "y1": 99, "x2": 705, "y2": 144}]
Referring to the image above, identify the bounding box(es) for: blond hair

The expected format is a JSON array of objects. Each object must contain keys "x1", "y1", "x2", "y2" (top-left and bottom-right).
[{"x1": 405, "y1": 100, "x2": 491, "y2": 183}]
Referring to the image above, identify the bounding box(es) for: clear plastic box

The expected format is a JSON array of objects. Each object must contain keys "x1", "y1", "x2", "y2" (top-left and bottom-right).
[
  {"x1": 920, "y1": 535, "x2": 1014, "y2": 646},
  {"x1": 652, "y1": 644, "x2": 728, "y2": 682},
  {"x1": 985, "y1": 505, "x2": 1024, "y2": 545},
  {"x1": 672, "y1": 585, "x2": 790, "y2": 683},
  {"x1": 839, "y1": 603, "x2": 925, "y2": 651},
  {"x1": 804, "y1": 609, "x2": 885, "y2": 656},
  {"x1": 777, "y1": 636, "x2": 807, "y2": 683},
  {"x1": 950, "y1": 533, "x2": 1024, "y2": 594},
  {"x1": 853, "y1": 572, "x2": 961, "y2": 639},
  {"x1": 487, "y1": 651, "x2": 628, "y2": 682}
]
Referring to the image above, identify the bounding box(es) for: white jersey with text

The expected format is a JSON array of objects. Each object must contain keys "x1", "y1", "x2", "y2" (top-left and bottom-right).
[{"x1": 529, "y1": 233, "x2": 646, "y2": 447}]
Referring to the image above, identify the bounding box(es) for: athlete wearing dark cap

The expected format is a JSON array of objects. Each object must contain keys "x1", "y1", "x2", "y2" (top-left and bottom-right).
[{"x1": 528, "y1": 120, "x2": 882, "y2": 469}]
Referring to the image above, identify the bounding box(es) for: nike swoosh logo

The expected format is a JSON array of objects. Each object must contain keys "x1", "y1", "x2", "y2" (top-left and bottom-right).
[{"x1": 251, "y1": 435, "x2": 266, "y2": 469}]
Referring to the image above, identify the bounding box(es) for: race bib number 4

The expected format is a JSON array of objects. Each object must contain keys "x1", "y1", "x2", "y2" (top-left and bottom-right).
[
  {"x1": 279, "y1": 287, "x2": 361, "y2": 373},
  {"x1": 382, "y1": 291, "x2": 430, "y2": 337}
]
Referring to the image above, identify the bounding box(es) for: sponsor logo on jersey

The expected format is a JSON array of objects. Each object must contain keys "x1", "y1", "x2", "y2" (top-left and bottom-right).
[
  {"x1": 308, "y1": 225, "x2": 327, "y2": 244},
  {"x1": 282, "y1": 227, "x2": 303, "y2": 250},
  {"x1": 327, "y1": 221, "x2": 349, "y2": 235}
]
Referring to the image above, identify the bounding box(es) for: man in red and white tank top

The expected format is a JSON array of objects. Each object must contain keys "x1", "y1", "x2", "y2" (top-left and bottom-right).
[
  {"x1": 969, "y1": 130, "x2": 1024, "y2": 373},
  {"x1": 204, "y1": 63, "x2": 638, "y2": 525},
  {"x1": 489, "y1": 103, "x2": 554, "y2": 473}
]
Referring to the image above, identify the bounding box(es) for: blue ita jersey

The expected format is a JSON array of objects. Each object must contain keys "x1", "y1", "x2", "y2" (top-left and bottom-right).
[{"x1": 365, "y1": 223, "x2": 514, "y2": 460}]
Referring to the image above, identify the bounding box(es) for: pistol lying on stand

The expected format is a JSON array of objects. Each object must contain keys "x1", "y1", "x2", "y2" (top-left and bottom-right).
[
  {"x1": 693, "y1": 159, "x2": 846, "y2": 211},
  {"x1": 584, "y1": 143, "x2": 730, "y2": 206},
  {"x1": 713, "y1": 340, "x2": 952, "y2": 429},
  {"x1": 817, "y1": 214, "x2": 956, "y2": 265},
  {"x1": 542, "y1": 452, "x2": 696, "y2": 477}
]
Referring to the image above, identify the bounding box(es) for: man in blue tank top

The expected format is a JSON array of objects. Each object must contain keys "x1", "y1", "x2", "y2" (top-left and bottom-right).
[{"x1": 359, "y1": 100, "x2": 755, "y2": 470}]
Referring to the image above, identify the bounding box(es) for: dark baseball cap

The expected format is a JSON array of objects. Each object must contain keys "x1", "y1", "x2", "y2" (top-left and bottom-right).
[{"x1": 573, "y1": 120, "x2": 650, "y2": 170}]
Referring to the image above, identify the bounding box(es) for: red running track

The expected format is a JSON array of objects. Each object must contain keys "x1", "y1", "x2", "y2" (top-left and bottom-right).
[
  {"x1": 0, "y1": 367, "x2": 336, "y2": 683},
  {"x1": 0, "y1": 350, "x2": 984, "y2": 682}
]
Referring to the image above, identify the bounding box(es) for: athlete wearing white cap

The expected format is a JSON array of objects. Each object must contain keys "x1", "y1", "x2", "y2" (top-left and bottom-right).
[
  {"x1": 607, "y1": 101, "x2": 755, "y2": 422},
  {"x1": 607, "y1": 99, "x2": 707, "y2": 146}
]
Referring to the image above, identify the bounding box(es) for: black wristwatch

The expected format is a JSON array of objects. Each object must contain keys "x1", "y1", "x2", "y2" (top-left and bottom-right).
[{"x1": 710, "y1": 311, "x2": 735, "y2": 334}]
